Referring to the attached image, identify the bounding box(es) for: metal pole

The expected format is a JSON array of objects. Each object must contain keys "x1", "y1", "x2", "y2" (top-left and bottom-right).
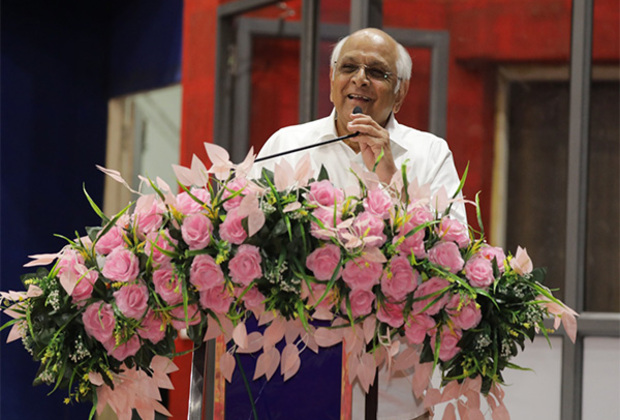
[
  {"x1": 299, "y1": 0, "x2": 320, "y2": 123},
  {"x1": 562, "y1": 0, "x2": 593, "y2": 418}
]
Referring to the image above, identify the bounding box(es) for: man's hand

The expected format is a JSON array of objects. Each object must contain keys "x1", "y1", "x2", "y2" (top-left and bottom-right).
[{"x1": 347, "y1": 112, "x2": 397, "y2": 184}]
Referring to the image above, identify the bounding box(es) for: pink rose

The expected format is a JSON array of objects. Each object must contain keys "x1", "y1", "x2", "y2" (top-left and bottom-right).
[
  {"x1": 310, "y1": 207, "x2": 342, "y2": 240},
  {"x1": 412, "y1": 277, "x2": 450, "y2": 315},
  {"x1": 377, "y1": 301, "x2": 406, "y2": 328},
  {"x1": 104, "y1": 335, "x2": 141, "y2": 361},
  {"x1": 363, "y1": 188, "x2": 392, "y2": 219},
  {"x1": 346, "y1": 288, "x2": 375, "y2": 318},
  {"x1": 229, "y1": 245, "x2": 262, "y2": 286},
  {"x1": 306, "y1": 244, "x2": 341, "y2": 281},
  {"x1": 308, "y1": 180, "x2": 345, "y2": 206},
  {"x1": 395, "y1": 228, "x2": 426, "y2": 259},
  {"x1": 394, "y1": 217, "x2": 427, "y2": 259},
  {"x1": 134, "y1": 197, "x2": 164, "y2": 237},
  {"x1": 113, "y1": 282, "x2": 149, "y2": 319},
  {"x1": 199, "y1": 286, "x2": 233, "y2": 314},
  {"x1": 408, "y1": 206, "x2": 434, "y2": 226},
  {"x1": 464, "y1": 256, "x2": 495, "y2": 288},
  {"x1": 145, "y1": 230, "x2": 177, "y2": 267},
  {"x1": 353, "y1": 211, "x2": 386, "y2": 247},
  {"x1": 82, "y1": 302, "x2": 115, "y2": 344},
  {"x1": 170, "y1": 304, "x2": 201, "y2": 331},
  {"x1": 437, "y1": 217, "x2": 470, "y2": 248},
  {"x1": 479, "y1": 245, "x2": 506, "y2": 272},
  {"x1": 102, "y1": 247, "x2": 140, "y2": 282},
  {"x1": 219, "y1": 208, "x2": 248, "y2": 245},
  {"x1": 381, "y1": 256, "x2": 419, "y2": 302},
  {"x1": 428, "y1": 241, "x2": 464, "y2": 274},
  {"x1": 70, "y1": 267, "x2": 98, "y2": 304},
  {"x1": 431, "y1": 325, "x2": 463, "y2": 362},
  {"x1": 176, "y1": 188, "x2": 211, "y2": 215},
  {"x1": 181, "y1": 213, "x2": 213, "y2": 250},
  {"x1": 235, "y1": 286, "x2": 266, "y2": 312},
  {"x1": 95, "y1": 226, "x2": 125, "y2": 255},
  {"x1": 306, "y1": 283, "x2": 335, "y2": 310},
  {"x1": 190, "y1": 254, "x2": 225, "y2": 291},
  {"x1": 138, "y1": 309, "x2": 166, "y2": 343},
  {"x1": 404, "y1": 313, "x2": 436, "y2": 344},
  {"x1": 153, "y1": 266, "x2": 183, "y2": 305},
  {"x1": 341, "y1": 257, "x2": 383, "y2": 291},
  {"x1": 448, "y1": 296, "x2": 482, "y2": 330},
  {"x1": 222, "y1": 177, "x2": 248, "y2": 211}
]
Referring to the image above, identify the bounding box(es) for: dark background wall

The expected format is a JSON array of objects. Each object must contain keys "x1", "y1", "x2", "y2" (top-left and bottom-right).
[{"x1": 0, "y1": 1, "x2": 182, "y2": 419}]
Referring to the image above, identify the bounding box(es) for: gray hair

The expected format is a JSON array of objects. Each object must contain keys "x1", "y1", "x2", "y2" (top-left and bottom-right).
[{"x1": 330, "y1": 33, "x2": 412, "y2": 92}]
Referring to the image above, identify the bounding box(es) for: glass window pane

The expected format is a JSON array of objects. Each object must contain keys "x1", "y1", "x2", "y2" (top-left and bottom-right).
[
  {"x1": 583, "y1": 337, "x2": 620, "y2": 419},
  {"x1": 506, "y1": 81, "x2": 569, "y2": 301},
  {"x1": 585, "y1": 81, "x2": 619, "y2": 312}
]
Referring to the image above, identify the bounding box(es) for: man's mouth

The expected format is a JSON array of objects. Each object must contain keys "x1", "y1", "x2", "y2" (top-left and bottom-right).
[{"x1": 347, "y1": 94, "x2": 371, "y2": 102}]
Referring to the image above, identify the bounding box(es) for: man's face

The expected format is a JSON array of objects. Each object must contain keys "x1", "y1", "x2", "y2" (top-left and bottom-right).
[{"x1": 330, "y1": 30, "x2": 406, "y2": 134}]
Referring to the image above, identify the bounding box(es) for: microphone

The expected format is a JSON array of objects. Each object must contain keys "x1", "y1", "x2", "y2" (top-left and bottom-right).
[{"x1": 254, "y1": 106, "x2": 363, "y2": 163}]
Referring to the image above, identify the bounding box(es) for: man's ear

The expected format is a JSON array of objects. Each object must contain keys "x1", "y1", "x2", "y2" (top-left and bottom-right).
[
  {"x1": 392, "y1": 79, "x2": 410, "y2": 114},
  {"x1": 329, "y1": 67, "x2": 335, "y2": 104}
]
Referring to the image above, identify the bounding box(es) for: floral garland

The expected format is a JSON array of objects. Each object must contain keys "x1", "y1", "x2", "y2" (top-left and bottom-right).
[{"x1": 0, "y1": 143, "x2": 577, "y2": 420}]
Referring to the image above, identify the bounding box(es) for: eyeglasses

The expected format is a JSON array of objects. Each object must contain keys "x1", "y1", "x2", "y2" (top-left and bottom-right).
[{"x1": 334, "y1": 61, "x2": 395, "y2": 82}]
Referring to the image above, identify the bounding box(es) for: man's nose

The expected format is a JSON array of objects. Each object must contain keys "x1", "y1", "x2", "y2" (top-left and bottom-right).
[{"x1": 351, "y1": 66, "x2": 369, "y2": 84}]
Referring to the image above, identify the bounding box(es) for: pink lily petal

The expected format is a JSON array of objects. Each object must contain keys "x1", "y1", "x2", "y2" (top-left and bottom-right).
[
  {"x1": 442, "y1": 403, "x2": 457, "y2": 420},
  {"x1": 219, "y1": 351, "x2": 236, "y2": 382},
  {"x1": 424, "y1": 387, "x2": 442, "y2": 409},
  {"x1": 363, "y1": 247, "x2": 387, "y2": 263},
  {"x1": 412, "y1": 362, "x2": 434, "y2": 399},
  {"x1": 263, "y1": 318, "x2": 286, "y2": 350},
  {"x1": 7, "y1": 322, "x2": 24, "y2": 343},
  {"x1": 232, "y1": 322, "x2": 248, "y2": 350},
  {"x1": 392, "y1": 346, "x2": 418, "y2": 372},
  {"x1": 26, "y1": 285, "x2": 43, "y2": 298},
  {"x1": 280, "y1": 343, "x2": 301, "y2": 381},
  {"x1": 96, "y1": 165, "x2": 139, "y2": 194},
  {"x1": 313, "y1": 306, "x2": 334, "y2": 321},
  {"x1": 254, "y1": 346, "x2": 280, "y2": 380},
  {"x1": 283, "y1": 202, "x2": 302, "y2": 213},
  {"x1": 274, "y1": 159, "x2": 294, "y2": 191},
  {"x1": 23, "y1": 252, "x2": 60, "y2": 267},
  {"x1": 363, "y1": 315, "x2": 376, "y2": 344},
  {"x1": 89, "y1": 371, "x2": 104, "y2": 386},
  {"x1": 356, "y1": 352, "x2": 377, "y2": 393},
  {"x1": 408, "y1": 178, "x2": 432, "y2": 202},
  {"x1": 284, "y1": 319, "x2": 302, "y2": 345},
  {"x1": 190, "y1": 154, "x2": 209, "y2": 187},
  {"x1": 510, "y1": 246, "x2": 533, "y2": 275},
  {"x1": 204, "y1": 143, "x2": 233, "y2": 179},
  {"x1": 314, "y1": 327, "x2": 343, "y2": 348},
  {"x1": 293, "y1": 154, "x2": 312, "y2": 187},
  {"x1": 172, "y1": 164, "x2": 195, "y2": 186},
  {"x1": 300, "y1": 327, "x2": 319, "y2": 353},
  {"x1": 432, "y1": 186, "x2": 449, "y2": 214},
  {"x1": 236, "y1": 331, "x2": 264, "y2": 354},
  {"x1": 258, "y1": 310, "x2": 275, "y2": 326},
  {"x1": 235, "y1": 147, "x2": 256, "y2": 178},
  {"x1": 348, "y1": 354, "x2": 360, "y2": 384},
  {"x1": 350, "y1": 162, "x2": 380, "y2": 190}
]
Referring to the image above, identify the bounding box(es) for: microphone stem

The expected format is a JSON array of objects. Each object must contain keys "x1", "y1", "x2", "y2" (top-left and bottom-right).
[{"x1": 254, "y1": 131, "x2": 360, "y2": 163}]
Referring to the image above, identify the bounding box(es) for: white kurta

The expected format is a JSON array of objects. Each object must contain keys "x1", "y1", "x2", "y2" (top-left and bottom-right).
[{"x1": 251, "y1": 110, "x2": 465, "y2": 420}]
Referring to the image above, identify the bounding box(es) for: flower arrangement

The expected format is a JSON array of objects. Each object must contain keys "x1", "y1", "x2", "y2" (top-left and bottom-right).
[{"x1": 0, "y1": 143, "x2": 577, "y2": 420}]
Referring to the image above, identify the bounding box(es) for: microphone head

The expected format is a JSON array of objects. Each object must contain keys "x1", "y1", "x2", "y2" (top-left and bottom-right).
[{"x1": 352, "y1": 106, "x2": 363, "y2": 115}]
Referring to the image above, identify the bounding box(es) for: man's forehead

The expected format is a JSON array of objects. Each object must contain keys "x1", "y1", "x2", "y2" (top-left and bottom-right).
[{"x1": 337, "y1": 31, "x2": 397, "y2": 66}]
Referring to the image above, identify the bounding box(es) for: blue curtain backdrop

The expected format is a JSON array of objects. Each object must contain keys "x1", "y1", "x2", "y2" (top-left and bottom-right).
[{"x1": 0, "y1": 1, "x2": 182, "y2": 419}]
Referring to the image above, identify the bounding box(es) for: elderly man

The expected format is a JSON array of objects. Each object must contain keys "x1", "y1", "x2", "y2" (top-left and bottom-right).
[{"x1": 254, "y1": 28, "x2": 463, "y2": 420}]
